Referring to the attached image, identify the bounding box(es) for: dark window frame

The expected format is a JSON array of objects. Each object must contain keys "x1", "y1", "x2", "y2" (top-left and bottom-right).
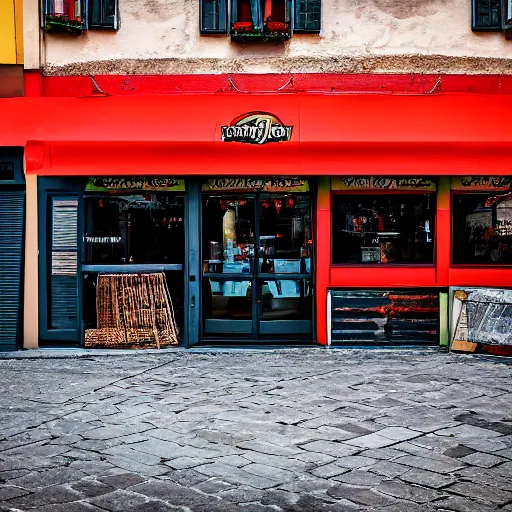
[
  {"x1": 82, "y1": 192, "x2": 186, "y2": 267},
  {"x1": 294, "y1": 0, "x2": 321, "y2": 33},
  {"x1": 0, "y1": 147, "x2": 24, "y2": 186},
  {"x1": 88, "y1": 0, "x2": 119, "y2": 30},
  {"x1": 200, "y1": 0, "x2": 321, "y2": 35},
  {"x1": 43, "y1": 0, "x2": 119, "y2": 31},
  {"x1": 37, "y1": 177, "x2": 84, "y2": 344},
  {"x1": 472, "y1": 0, "x2": 503, "y2": 31},
  {"x1": 200, "y1": 0, "x2": 228, "y2": 33},
  {"x1": 451, "y1": 190, "x2": 512, "y2": 267},
  {"x1": 330, "y1": 190, "x2": 437, "y2": 267}
]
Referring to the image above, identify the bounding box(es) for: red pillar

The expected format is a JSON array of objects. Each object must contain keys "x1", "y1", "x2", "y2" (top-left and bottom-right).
[
  {"x1": 436, "y1": 177, "x2": 451, "y2": 287},
  {"x1": 316, "y1": 177, "x2": 331, "y2": 345}
]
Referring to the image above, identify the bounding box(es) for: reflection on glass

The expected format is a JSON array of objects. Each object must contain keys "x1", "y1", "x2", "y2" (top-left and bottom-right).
[
  {"x1": 259, "y1": 279, "x2": 311, "y2": 320},
  {"x1": 332, "y1": 194, "x2": 434, "y2": 264},
  {"x1": 202, "y1": 279, "x2": 253, "y2": 319},
  {"x1": 259, "y1": 195, "x2": 312, "y2": 274},
  {"x1": 84, "y1": 195, "x2": 184, "y2": 264},
  {"x1": 453, "y1": 193, "x2": 512, "y2": 264},
  {"x1": 202, "y1": 196, "x2": 255, "y2": 273}
]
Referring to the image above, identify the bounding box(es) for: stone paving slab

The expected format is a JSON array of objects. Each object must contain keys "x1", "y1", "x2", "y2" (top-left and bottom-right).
[{"x1": 0, "y1": 349, "x2": 511, "y2": 511}]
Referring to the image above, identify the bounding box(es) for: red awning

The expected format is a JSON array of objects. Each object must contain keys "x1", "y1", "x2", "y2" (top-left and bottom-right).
[{"x1": 1, "y1": 92, "x2": 511, "y2": 175}]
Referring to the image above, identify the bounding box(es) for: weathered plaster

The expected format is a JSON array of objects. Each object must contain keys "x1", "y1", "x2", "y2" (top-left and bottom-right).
[
  {"x1": 23, "y1": 0, "x2": 41, "y2": 69},
  {"x1": 43, "y1": 0, "x2": 512, "y2": 75},
  {"x1": 44, "y1": 55, "x2": 512, "y2": 76}
]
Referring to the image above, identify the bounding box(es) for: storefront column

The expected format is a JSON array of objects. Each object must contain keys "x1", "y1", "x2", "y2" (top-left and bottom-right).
[
  {"x1": 436, "y1": 177, "x2": 450, "y2": 287},
  {"x1": 24, "y1": 173, "x2": 38, "y2": 349},
  {"x1": 184, "y1": 180, "x2": 201, "y2": 347},
  {"x1": 436, "y1": 177, "x2": 451, "y2": 348},
  {"x1": 316, "y1": 177, "x2": 330, "y2": 345}
]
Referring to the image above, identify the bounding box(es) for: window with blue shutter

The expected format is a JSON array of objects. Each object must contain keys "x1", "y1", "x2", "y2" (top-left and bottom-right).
[
  {"x1": 201, "y1": 0, "x2": 227, "y2": 33},
  {"x1": 0, "y1": 149, "x2": 25, "y2": 351},
  {"x1": 50, "y1": 198, "x2": 79, "y2": 331},
  {"x1": 88, "y1": 0, "x2": 119, "y2": 29},
  {"x1": 44, "y1": 0, "x2": 86, "y2": 33},
  {"x1": 43, "y1": 0, "x2": 119, "y2": 31},
  {"x1": 39, "y1": 179, "x2": 81, "y2": 345},
  {"x1": 294, "y1": 0, "x2": 321, "y2": 32},
  {"x1": 472, "y1": 0, "x2": 502, "y2": 30},
  {"x1": 0, "y1": 191, "x2": 25, "y2": 351}
]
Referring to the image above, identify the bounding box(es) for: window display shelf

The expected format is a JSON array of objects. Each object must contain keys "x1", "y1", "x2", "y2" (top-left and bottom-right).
[
  {"x1": 340, "y1": 230, "x2": 402, "y2": 236},
  {"x1": 82, "y1": 264, "x2": 183, "y2": 273}
]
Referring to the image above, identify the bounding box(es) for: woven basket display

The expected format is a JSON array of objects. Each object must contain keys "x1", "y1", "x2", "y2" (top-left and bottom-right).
[{"x1": 84, "y1": 272, "x2": 179, "y2": 349}]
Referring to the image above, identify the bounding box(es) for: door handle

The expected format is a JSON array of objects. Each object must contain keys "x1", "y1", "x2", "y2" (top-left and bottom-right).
[{"x1": 190, "y1": 295, "x2": 196, "y2": 308}]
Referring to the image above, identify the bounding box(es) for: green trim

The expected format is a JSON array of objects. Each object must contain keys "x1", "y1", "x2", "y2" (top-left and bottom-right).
[
  {"x1": 439, "y1": 291, "x2": 449, "y2": 346},
  {"x1": 85, "y1": 178, "x2": 186, "y2": 192}
]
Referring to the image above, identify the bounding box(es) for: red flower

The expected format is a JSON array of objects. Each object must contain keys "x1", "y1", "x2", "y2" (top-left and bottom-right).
[
  {"x1": 267, "y1": 21, "x2": 288, "y2": 32},
  {"x1": 233, "y1": 21, "x2": 254, "y2": 32}
]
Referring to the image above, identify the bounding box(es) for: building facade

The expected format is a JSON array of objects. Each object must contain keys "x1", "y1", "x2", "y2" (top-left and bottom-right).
[{"x1": 1, "y1": 0, "x2": 512, "y2": 352}]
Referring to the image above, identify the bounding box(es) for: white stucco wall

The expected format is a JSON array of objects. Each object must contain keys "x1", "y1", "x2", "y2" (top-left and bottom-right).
[{"x1": 44, "y1": 0, "x2": 512, "y2": 74}]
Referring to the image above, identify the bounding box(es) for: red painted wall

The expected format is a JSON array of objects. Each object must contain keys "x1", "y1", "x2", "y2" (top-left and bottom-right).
[
  {"x1": 24, "y1": 71, "x2": 512, "y2": 97},
  {"x1": 315, "y1": 177, "x2": 512, "y2": 346}
]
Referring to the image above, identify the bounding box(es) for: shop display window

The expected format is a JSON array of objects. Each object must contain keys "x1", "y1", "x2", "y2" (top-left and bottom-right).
[
  {"x1": 332, "y1": 194, "x2": 435, "y2": 265},
  {"x1": 259, "y1": 194, "x2": 312, "y2": 274},
  {"x1": 84, "y1": 194, "x2": 185, "y2": 265},
  {"x1": 201, "y1": 188, "x2": 313, "y2": 339},
  {"x1": 202, "y1": 194, "x2": 312, "y2": 274},
  {"x1": 453, "y1": 193, "x2": 512, "y2": 264},
  {"x1": 259, "y1": 279, "x2": 312, "y2": 320},
  {"x1": 202, "y1": 196, "x2": 255, "y2": 274}
]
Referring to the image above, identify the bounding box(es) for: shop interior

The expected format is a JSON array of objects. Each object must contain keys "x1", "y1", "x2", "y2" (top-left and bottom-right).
[
  {"x1": 82, "y1": 192, "x2": 185, "y2": 348},
  {"x1": 201, "y1": 192, "x2": 313, "y2": 339},
  {"x1": 332, "y1": 194, "x2": 435, "y2": 265},
  {"x1": 453, "y1": 192, "x2": 512, "y2": 265}
]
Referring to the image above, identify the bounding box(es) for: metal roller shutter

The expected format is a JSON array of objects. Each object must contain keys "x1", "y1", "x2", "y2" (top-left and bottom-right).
[{"x1": 0, "y1": 190, "x2": 25, "y2": 351}]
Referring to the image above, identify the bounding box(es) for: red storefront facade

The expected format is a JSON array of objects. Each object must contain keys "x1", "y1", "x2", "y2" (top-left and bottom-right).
[{"x1": 2, "y1": 72, "x2": 512, "y2": 350}]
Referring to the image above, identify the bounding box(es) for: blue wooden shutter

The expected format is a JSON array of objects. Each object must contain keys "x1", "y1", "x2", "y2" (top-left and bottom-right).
[
  {"x1": 50, "y1": 198, "x2": 79, "y2": 334},
  {"x1": 0, "y1": 191, "x2": 25, "y2": 351},
  {"x1": 201, "y1": 0, "x2": 227, "y2": 33},
  {"x1": 294, "y1": 0, "x2": 321, "y2": 32},
  {"x1": 472, "y1": 0, "x2": 502, "y2": 30},
  {"x1": 88, "y1": 0, "x2": 119, "y2": 29}
]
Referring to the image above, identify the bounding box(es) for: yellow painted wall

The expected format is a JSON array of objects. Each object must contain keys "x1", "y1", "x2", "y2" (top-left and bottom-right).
[{"x1": 0, "y1": 0, "x2": 23, "y2": 64}]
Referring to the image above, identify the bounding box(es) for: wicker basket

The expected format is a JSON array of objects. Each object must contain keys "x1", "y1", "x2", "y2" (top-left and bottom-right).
[{"x1": 85, "y1": 272, "x2": 179, "y2": 349}]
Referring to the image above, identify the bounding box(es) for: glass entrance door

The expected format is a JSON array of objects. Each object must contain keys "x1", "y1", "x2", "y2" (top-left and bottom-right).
[{"x1": 202, "y1": 192, "x2": 313, "y2": 340}]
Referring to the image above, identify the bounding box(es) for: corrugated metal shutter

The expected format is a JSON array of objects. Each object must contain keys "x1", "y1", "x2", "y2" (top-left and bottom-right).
[
  {"x1": 50, "y1": 199, "x2": 78, "y2": 330},
  {"x1": 0, "y1": 190, "x2": 25, "y2": 351},
  {"x1": 330, "y1": 289, "x2": 439, "y2": 345}
]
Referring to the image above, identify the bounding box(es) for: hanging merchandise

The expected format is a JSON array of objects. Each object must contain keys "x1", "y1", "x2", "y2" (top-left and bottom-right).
[{"x1": 274, "y1": 199, "x2": 282, "y2": 215}]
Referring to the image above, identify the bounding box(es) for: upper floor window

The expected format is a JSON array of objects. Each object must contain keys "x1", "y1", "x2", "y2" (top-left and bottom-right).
[
  {"x1": 200, "y1": 0, "x2": 321, "y2": 38},
  {"x1": 44, "y1": 0, "x2": 118, "y2": 33},
  {"x1": 472, "y1": 0, "x2": 505, "y2": 30}
]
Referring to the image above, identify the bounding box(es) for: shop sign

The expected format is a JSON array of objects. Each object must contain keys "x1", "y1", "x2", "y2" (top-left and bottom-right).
[
  {"x1": 86, "y1": 178, "x2": 185, "y2": 192},
  {"x1": 85, "y1": 236, "x2": 122, "y2": 244},
  {"x1": 221, "y1": 112, "x2": 293, "y2": 144},
  {"x1": 332, "y1": 177, "x2": 436, "y2": 191},
  {"x1": 202, "y1": 177, "x2": 309, "y2": 192},
  {"x1": 451, "y1": 176, "x2": 512, "y2": 191}
]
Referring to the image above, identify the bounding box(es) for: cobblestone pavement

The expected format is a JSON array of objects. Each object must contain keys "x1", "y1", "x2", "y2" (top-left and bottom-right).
[{"x1": 0, "y1": 349, "x2": 512, "y2": 511}]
